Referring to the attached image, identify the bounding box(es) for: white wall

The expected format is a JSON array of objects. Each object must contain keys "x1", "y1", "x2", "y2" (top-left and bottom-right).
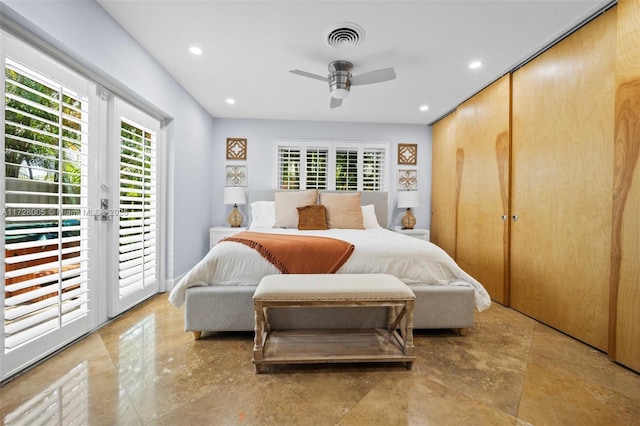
[
  {"x1": 2, "y1": 0, "x2": 214, "y2": 283},
  {"x1": 210, "y1": 118, "x2": 432, "y2": 229}
]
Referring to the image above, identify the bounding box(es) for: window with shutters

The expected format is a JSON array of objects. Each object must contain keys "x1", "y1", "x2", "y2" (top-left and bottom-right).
[
  {"x1": 275, "y1": 140, "x2": 389, "y2": 191},
  {"x1": 335, "y1": 148, "x2": 358, "y2": 190},
  {"x1": 277, "y1": 146, "x2": 301, "y2": 190},
  {"x1": 3, "y1": 58, "x2": 90, "y2": 350},
  {"x1": 118, "y1": 118, "x2": 157, "y2": 298},
  {"x1": 305, "y1": 147, "x2": 328, "y2": 189},
  {"x1": 363, "y1": 147, "x2": 386, "y2": 190}
]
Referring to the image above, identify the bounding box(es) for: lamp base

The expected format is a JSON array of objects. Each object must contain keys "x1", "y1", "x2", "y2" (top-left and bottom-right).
[
  {"x1": 401, "y1": 208, "x2": 416, "y2": 230},
  {"x1": 227, "y1": 205, "x2": 243, "y2": 227}
]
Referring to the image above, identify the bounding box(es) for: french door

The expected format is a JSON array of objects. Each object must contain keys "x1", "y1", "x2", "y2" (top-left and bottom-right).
[
  {"x1": 1, "y1": 34, "x2": 99, "y2": 379},
  {"x1": 1, "y1": 34, "x2": 161, "y2": 380},
  {"x1": 106, "y1": 99, "x2": 160, "y2": 317}
]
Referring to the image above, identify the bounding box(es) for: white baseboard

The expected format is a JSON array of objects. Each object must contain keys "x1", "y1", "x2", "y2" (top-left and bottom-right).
[{"x1": 162, "y1": 272, "x2": 185, "y2": 293}]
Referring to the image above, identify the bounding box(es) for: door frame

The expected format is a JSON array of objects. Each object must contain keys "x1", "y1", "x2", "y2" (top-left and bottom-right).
[{"x1": 0, "y1": 32, "x2": 167, "y2": 380}]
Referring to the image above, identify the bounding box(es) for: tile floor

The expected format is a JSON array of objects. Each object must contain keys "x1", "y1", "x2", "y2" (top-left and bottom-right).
[{"x1": 1, "y1": 294, "x2": 639, "y2": 425}]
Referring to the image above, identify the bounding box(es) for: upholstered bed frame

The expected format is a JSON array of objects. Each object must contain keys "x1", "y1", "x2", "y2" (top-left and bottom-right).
[{"x1": 183, "y1": 191, "x2": 476, "y2": 338}]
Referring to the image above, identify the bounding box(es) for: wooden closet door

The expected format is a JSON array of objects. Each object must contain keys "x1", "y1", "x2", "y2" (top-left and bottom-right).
[
  {"x1": 610, "y1": 0, "x2": 640, "y2": 373},
  {"x1": 511, "y1": 9, "x2": 616, "y2": 351},
  {"x1": 431, "y1": 111, "x2": 458, "y2": 258},
  {"x1": 455, "y1": 75, "x2": 511, "y2": 304}
]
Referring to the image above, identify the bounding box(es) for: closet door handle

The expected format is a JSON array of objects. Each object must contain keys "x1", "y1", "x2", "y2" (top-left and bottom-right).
[
  {"x1": 512, "y1": 215, "x2": 518, "y2": 222},
  {"x1": 501, "y1": 215, "x2": 508, "y2": 222}
]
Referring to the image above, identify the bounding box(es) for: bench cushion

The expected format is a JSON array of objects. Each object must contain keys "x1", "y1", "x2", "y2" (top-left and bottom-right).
[{"x1": 254, "y1": 273, "x2": 415, "y2": 301}]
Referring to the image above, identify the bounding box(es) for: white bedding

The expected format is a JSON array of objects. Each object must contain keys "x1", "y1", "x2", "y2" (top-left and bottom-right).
[{"x1": 168, "y1": 228, "x2": 491, "y2": 311}]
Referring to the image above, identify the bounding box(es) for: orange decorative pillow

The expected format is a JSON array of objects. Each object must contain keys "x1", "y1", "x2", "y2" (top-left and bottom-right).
[{"x1": 297, "y1": 205, "x2": 328, "y2": 230}]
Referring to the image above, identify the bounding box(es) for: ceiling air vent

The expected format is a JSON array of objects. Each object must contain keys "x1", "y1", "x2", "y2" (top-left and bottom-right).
[{"x1": 325, "y1": 22, "x2": 365, "y2": 49}]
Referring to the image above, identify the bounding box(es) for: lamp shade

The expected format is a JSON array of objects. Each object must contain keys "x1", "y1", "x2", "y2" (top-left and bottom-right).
[
  {"x1": 223, "y1": 187, "x2": 246, "y2": 205},
  {"x1": 397, "y1": 191, "x2": 420, "y2": 208}
]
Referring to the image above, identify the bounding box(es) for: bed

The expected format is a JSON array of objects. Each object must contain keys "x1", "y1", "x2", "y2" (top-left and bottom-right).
[{"x1": 168, "y1": 190, "x2": 491, "y2": 338}]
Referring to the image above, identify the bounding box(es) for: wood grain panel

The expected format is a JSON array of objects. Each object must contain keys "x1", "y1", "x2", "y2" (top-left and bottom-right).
[
  {"x1": 455, "y1": 74, "x2": 511, "y2": 304},
  {"x1": 431, "y1": 111, "x2": 458, "y2": 258},
  {"x1": 610, "y1": 0, "x2": 640, "y2": 372},
  {"x1": 511, "y1": 9, "x2": 616, "y2": 350}
]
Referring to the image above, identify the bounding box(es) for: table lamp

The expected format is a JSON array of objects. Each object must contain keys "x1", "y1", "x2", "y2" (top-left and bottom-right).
[
  {"x1": 223, "y1": 187, "x2": 246, "y2": 227},
  {"x1": 397, "y1": 191, "x2": 420, "y2": 230}
]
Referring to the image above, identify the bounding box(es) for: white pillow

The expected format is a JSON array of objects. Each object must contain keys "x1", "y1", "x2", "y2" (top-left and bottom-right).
[
  {"x1": 361, "y1": 204, "x2": 382, "y2": 229},
  {"x1": 250, "y1": 201, "x2": 275, "y2": 228}
]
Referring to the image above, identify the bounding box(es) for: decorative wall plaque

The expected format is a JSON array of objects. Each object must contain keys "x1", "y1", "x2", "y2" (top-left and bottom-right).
[
  {"x1": 226, "y1": 138, "x2": 247, "y2": 160},
  {"x1": 398, "y1": 143, "x2": 417, "y2": 165},
  {"x1": 226, "y1": 165, "x2": 247, "y2": 186},
  {"x1": 398, "y1": 169, "x2": 417, "y2": 190}
]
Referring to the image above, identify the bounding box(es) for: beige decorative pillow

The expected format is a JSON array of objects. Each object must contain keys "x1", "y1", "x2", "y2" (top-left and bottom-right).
[
  {"x1": 319, "y1": 192, "x2": 365, "y2": 229},
  {"x1": 273, "y1": 189, "x2": 318, "y2": 228},
  {"x1": 297, "y1": 205, "x2": 328, "y2": 230}
]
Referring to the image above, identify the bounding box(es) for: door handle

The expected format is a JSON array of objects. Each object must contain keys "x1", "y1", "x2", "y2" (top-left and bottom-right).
[
  {"x1": 512, "y1": 215, "x2": 518, "y2": 222},
  {"x1": 94, "y1": 198, "x2": 113, "y2": 221}
]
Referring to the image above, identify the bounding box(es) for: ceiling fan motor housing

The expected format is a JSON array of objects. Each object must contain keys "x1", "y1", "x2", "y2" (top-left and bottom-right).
[{"x1": 328, "y1": 60, "x2": 353, "y2": 99}]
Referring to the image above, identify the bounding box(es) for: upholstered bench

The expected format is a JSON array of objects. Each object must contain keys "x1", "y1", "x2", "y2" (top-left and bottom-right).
[{"x1": 252, "y1": 273, "x2": 416, "y2": 373}]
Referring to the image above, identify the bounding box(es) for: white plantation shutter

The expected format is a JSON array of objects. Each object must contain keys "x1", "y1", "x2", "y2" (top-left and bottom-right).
[
  {"x1": 363, "y1": 147, "x2": 386, "y2": 190},
  {"x1": 277, "y1": 146, "x2": 300, "y2": 190},
  {"x1": 3, "y1": 59, "x2": 90, "y2": 350},
  {"x1": 335, "y1": 148, "x2": 358, "y2": 190},
  {"x1": 305, "y1": 147, "x2": 328, "y2": 189},
  {"x1": 118, "y1": 118, "x2": 157, "y2": 298}
]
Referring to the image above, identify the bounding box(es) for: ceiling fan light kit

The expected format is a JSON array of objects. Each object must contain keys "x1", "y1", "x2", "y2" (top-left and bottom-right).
[
  {"x1": 331, "y1": 88, "x2": 350, "y2": 99},
  {"x1": 328, "y1": 60, "x2": 353, "y2": 99}
]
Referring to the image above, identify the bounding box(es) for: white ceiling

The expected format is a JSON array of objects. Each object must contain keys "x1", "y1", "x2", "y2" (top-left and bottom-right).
[{"x1": 97, "y1": 0, "x2": 610, "y2": 125}]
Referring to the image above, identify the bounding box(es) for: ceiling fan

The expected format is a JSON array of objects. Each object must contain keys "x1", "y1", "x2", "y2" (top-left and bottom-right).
[{"x1": 290, "y1": 60, "x2": 396, "y2": 108}]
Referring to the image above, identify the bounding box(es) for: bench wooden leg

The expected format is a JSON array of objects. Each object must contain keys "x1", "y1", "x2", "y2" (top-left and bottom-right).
[
  {"x1": 253, "y1": 301, "x2": 266, "y2": 373},
  {"x1": 457, "y1": 328, "x2": 468, "y2": 336},
  {"x1": 192, "y1": 331, "x2": 202, "y2": 340},
  {"x1": 404, "y1": 300, "x2": 415, "y2": 357}
]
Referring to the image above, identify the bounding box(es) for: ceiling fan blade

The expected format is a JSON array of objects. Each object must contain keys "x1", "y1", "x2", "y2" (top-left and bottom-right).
[
  {"x1": 330, "y1": 97, "x2": 343, "y2": 109},
  {"x1": 350, "y1": 68, "x2": 396, "y2": 86},
  {"x1": 290, "y1": 69, "x2": 330, "y2": 82}
]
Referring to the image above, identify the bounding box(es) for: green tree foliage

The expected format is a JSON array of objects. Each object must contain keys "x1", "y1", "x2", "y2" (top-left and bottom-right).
[{"x1": 5, "y1": 66, "x2": 84, "y2": 198}]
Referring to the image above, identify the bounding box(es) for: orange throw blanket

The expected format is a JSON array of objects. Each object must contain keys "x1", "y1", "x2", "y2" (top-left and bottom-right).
[{"x1": 221, "y1": 231, "x2": 354, "y2": 274}]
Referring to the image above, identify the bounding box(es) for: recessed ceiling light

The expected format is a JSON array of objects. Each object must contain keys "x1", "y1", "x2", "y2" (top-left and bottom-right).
[
  {"x1": 189, "y1": 46, "x2": 202, "y2": 55},
  {"x1": 226, "y1": 98, "x2": 235, "y2": 105},
  {"x1": 419, "y1": 105, "x2": 429, "y2": 112},
  {"x1": 469, "y1": 61, "x2": 482, "y2": 69}
]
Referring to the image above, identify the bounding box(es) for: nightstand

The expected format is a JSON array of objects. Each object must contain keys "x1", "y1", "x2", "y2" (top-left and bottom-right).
[
  {"x1": 210, "y1": 226, "x2": 247, "y2": 248},
  {"x1": 392, "y1": 228, "x2": 430, "y2": 241}
]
